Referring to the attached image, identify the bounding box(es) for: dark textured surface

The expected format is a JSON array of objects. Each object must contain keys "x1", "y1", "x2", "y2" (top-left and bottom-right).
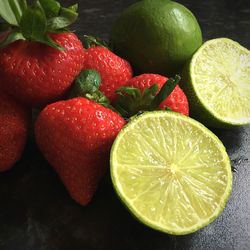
[{"x1": 0, "y1": 0, "x2": 250, "y2": 249}]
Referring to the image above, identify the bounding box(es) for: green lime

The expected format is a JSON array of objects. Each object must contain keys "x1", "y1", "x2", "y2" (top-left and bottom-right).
[
  {"x1": 181, "y1": 38, "x2": 250, "y2": 128},
  {"x1": 111, "y1": 111, "x2": 232, "y2": 235},
  {"x1": 110, "y1": 0, "x2": 202, "y2": 75}
]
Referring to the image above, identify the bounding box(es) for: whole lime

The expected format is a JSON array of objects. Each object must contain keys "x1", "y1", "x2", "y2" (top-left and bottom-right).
[{"x1": 110, "y1": 0, "x2": 203, "y2": 75}]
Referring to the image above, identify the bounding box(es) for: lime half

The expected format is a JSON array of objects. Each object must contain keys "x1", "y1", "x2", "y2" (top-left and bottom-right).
[
  {"x1": 111, "y1": 111, "x2": 232, "y2": 235},
  {"x1": 181, "y1": 38, "x2": 250, "y2": 128}
]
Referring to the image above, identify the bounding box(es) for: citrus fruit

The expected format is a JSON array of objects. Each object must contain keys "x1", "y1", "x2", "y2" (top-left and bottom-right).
[
  {"x1": 110, "y1": 111, "x2": 232, "y2": 235},
  {"x1": 110, "y1": 0, "x2": 202, "y2": 75},
  {"x1": 181, "y1": 38, "x2": 250, "y2": 128}
]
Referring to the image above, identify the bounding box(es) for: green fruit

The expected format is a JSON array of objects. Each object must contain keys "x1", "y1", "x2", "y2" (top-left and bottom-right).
[
  {"x1": 110, "y1": 0, "x2": 202, "y2": 75},
  {"x1": 111, "y1": 111, "x2": 232, "y2": 235},
  {"x1": 181, "y1": 38, "x2": 250, "y2": 128}
]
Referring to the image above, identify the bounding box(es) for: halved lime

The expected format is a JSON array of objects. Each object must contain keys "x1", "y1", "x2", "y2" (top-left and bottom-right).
[
  {"x1": 110, "y1": 111, "x2": 232, "y2": 235},
  {"x1": 181, "y1": 38, "x2": 250, "y2": 128}
]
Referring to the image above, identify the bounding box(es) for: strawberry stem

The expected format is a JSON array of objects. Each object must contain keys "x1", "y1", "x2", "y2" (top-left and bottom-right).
[
  {"x1": 69, "y1": 69, "x2": 115, "y2": 110},
  {"x1": 69, "y1": 69, "x2": 101, "y2": 98}
]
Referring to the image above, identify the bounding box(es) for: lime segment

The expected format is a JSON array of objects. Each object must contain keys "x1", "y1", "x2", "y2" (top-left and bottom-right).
[
  {"x1": 182, "y1": 38, "x2": 250, "y2": 127},
  {"x1": 111, "y1": 111, "x2": 232, "y2": 235}
]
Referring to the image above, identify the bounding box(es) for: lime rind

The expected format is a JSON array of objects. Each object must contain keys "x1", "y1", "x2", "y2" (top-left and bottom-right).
[
  {"x1": 111, "y1": 111, "x2": 232, "y2": 235},
  {"x1": 110, "y1": 0, "x2": 202, "y2": 75},
  {"x1": 183, "y1": 38, "x2": 250, "y2": 128}
]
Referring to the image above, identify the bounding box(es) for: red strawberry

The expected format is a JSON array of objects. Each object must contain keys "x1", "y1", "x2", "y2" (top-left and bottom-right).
[
  {"x1": 0, "y1": 2, "x2": 85, "y2": 108},
  {"x1": 83, "y1": 36, "x2": 133, "y2": 102},
  {"x1": 35, "y1": 97, "x2": 125, "y2": 205},
  {"x1": 0, "y1": 32, "x2": 85, "y2": 108},
  {"x1": 0, "y1": 90, "x2": 30, "y2": 172},
  {"x1": 114, "y1": 74, "x2": 189, "y2": 117}
]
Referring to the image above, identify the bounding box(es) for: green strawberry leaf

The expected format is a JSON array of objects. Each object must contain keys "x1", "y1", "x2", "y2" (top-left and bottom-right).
[
  {"x1": 116, "y1": 86, "x2": 142, "y2": 99},
  {"x1": 0, "y1": 31, "x2": 25, "y2": 48},
  {"x1": 68, "y1": 4, "x2": 78, "y2": 12},
  {"x1": 114, "y1": 85, "x2": 159, "y2": 118},
  {"x1": 165, "y1": 107, "x2": 172, "y2": 111},
  {"x1": 114, "y1": 75, "x2": 181, "y2": 118},
  {"x1": 83, "y1": 35, "x2": 110, "y2": 49},
  {"x1": 0, "y1": 0, "x2": 78, "y2": 49},
  {"x1": 0, "y1": 0, "x2": 27, "y2": 26},
  {"x1": 85, "y1": 91, "x2": 112, "y2": 109},
  {"x1": 17, "y1": 0, "x2": 27, "y2": 12},
  {"x1": 112, "y1": 101, "x2": 130, "y2": 118},
  {"x1": 9, "y1": 0, "x2": 27, "y2": 23},
  {"x1": 19, "y1": 2, "x2": 63, "y2": 50},
  {"x1": 36, "y1": 34, "x2": 64, "y2": 50},
  {"x1": 140, "y1": 84, "x2": 158, "y2": 106},
  {"x1": 152, "y1": 75, "x2": 181, "y2": 108},
  {"x1": 114, "y1": 97, "x2": 132, "y2": 118},
  {"x1": 20, "y1": 2, "x2": 46, "y2": 40},
  {"x1": 47, "y1": 6, "x2": 78, "y2": 30},
  {"x1": 38, "y1": 0, "x2": 60, "y2": 18}
]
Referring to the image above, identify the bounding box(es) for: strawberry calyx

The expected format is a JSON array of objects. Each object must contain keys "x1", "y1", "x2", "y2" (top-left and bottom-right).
[
  {"x1": 70, "y1": 69, "x2": 113, "y2": 109},
  {"x1": 114, "y1": 75, "x2": 181, "y2": 118},
  {"x1": 83, "y1": 35, "x2": 109, "y2": 49},
  {"x1": 0, "y1": 0, "x2": 78, "y2": 50}
]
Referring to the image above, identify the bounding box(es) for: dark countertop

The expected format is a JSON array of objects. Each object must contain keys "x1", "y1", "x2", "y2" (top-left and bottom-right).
[{"x1": 0, "y1": 0, "x2": 249, "y2": 249}]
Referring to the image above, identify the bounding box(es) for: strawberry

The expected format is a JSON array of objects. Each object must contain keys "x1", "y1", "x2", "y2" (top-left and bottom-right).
[
  {"x1": 0, "y1": 90, "x2": 30, "y2": 172},
  {"x1": 35, "y1": 97, "x2": 125, "y2": 205},
  {"x1": 114, "y1": 74, "x2": 189, "y2": 118},
  {"x1": 82, "y1": 36, "x2": 133, "y2": 102},
  {"x1": 0, "y1": 1, "x2": 85, "y2": 108}
]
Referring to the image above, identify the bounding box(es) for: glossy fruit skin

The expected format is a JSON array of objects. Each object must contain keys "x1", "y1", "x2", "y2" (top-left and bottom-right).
[
  {"x1": 0, "y1": 33, "x2": 85, "y2": 108},
  {"x1": 35, "y1": 97, "x2": 125, "y2": 205},
  {"x1": 83, "y1": 46, "x2": 133, "y2": 102},
  {"x1": 110, "y1": 0, "x2": 202, "y2": 75},
  {"x1": 127, "y1": 74, "x2": 189, "y2": 116},
  {"x1": 0, "y1": 90, "x2": 30, "y2": 172}
]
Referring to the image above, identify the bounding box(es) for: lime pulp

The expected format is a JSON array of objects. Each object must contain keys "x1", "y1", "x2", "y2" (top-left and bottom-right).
[{"x1": 111, "y1": 111, "x2": 232, "y2": 235}]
